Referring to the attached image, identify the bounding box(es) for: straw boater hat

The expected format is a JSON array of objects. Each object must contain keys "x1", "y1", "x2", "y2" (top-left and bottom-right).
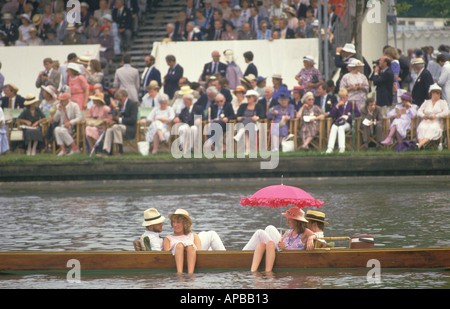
[
  {"x1": 233, "y1": 85, "x2": 246, "y2": 94},
  {"x1": 66, "y1": 23, "x2": 76, "y2": 30},
  {"x1": 41, "y1": 85, "x2": 57, "y2": 99},
  {"x1": 9, "y1": 84, "x2": 19, "y2": 93},
  {"x1": 24, "y1": 94, "x2": 39, "y2": 106},
  {"x1": 411, "y1": 57, "x2": 425, "y2": 65},
  {"x1": 77, "y1": 56, "x2": 90, "y2": 66},
  {"x1": 2, "y1": 13, "x2": 13, "y2": 20},
  {"x1": 179, "y1": 85, "x2": 193, "y2": 95},
  {"x1": 32, "y1": 14, "x2": 42, "y2": 26},
  {"x1": 282, "y1": 207, "x2": 308, "y2": 223},
  {"x1": 142, "y1": 208, "x2": 165, "y2": 227},
  {"x1": 305, "y1": 210, "x2": 329, "y2": 225},
  {"x1": 89, "y1": 93, "x2": 105, "y2": 104},
  {"x1": 272, "y1": 73, "x2": 283, "y2": 80},
  {"x1": 168, "y1": 209, "x2": 192, "y2": 224}
]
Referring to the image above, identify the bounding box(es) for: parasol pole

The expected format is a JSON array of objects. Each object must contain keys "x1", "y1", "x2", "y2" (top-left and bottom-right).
[{"x1": 352, "y1": 102, "x2": 355, "y2": 151}]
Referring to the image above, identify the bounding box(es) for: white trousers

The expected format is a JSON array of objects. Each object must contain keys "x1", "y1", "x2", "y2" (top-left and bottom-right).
[
  {"x1": 103, "y1": 124, "x2": 126, "y2": 152},
  {"x1": 242, "y1": 225, "x2": 281, "y2": 251},
  {"x1": 54, "y1": 126, "x2": 74, "y2": 146},
  {"x1": 198, "y1": 231, "x2": 226, "y2": 251},
  {"x1": 177, "y1": 123, "x2": 199, "y2": 151},
  {"x1": 327, "y1": 122, "x2": 351, "y2": 151}
]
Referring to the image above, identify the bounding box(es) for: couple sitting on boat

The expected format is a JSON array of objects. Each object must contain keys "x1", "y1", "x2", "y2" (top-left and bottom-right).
[
  {"x1": 243, "y1": 208, "x2": 328, "y2": 272},
  {"x1": 134, "y1": 208, "x2": 225, "y2": 274}
]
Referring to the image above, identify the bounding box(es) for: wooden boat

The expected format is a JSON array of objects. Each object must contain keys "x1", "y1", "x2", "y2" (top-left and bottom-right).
[{"x1": 1, "y1": 247, "x2": 449, "y2": 273}]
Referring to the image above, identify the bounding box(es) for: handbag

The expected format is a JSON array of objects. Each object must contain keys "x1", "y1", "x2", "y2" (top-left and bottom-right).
[
  {"x1": 10, "y1": 128, "x2": 24, "y2": 141},
  {"x1": 333, "y1": 116, "x2": 347, "y2": 126},
  {"x1": 137, "y1": 141, "x2": 149, "y2": 156},
  {"x1": 281, "y1": 134, "x2": 295, "y2": 152}
]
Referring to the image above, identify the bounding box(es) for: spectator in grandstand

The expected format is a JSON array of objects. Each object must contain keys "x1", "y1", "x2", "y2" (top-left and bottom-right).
[
  {"x1": 0, "y1": 13, "x2": 19, "y2": 46},
  {"x1": 84, "y1": 16, "x2": 101, "y2": 44},
  {"x1": 207, "y1": 18, "x2": 224, "y2": 41},
  {"x1": 371, "y1": 55, "x2": 394, "y2": 114},
  {"x1": 102, "y1": 14, "x2": 121, "y2": 55},
  {"x1": 240, "y1": 0, "x2": 251, "y2": 21},
  {"x1": 16, "y1": 14, "x2": 33, "y2": 46},
  {"x1": 39, "y1": 85, "x2": 58, "y2": 114},
  {"x1": 295, "y1": 56, "x2": 322, "y2": 96},
  {"x1": 26, "y1": 27, "x2": 43, "y2": 46},
  {"x1": 339, "y1": 58, "x2": 369, "y2": 111},
  {"x1": 326, "y1": 89, "x2": 360, "y2": 154},
  {"x1": 248, "y1": 6, "x2": 263, "y2": 34},
  {"x1": 184, "y1": 0, "x2": 196, "y2": 21},
  {"x1": 85, "y1": 93, "x2": 111, "y2": 153},
  {"x1": 296, "y1": 91, "x2": 325, "y2": 150},
  {"x1": 284, "y1": 6, "x2": 298, "y2": 30},
  {"x1": 229, "y1": 5, "x2": 246, "y2": 31},
  {"x1": 314, "y1": 82, "x2": 336, "y2": 116},
  {"x1": 257, "y1": 86, "x2": 279, "y2": 119},
  {"x1": 85, "y1": 59, "x2": 104, "y2": 86},
  {"x1": 221, "y1": 21, "x2": 238, "y2": 40},
  {"x1": 295, "y1": 17, "x2": 313, "y2": 38},
  {"x1": 1, "y1": 84, "x2": 25, "y2": 109},
  {"x1": 52, "y1": 12, "x2": 67, "y2": 43},
  {"x1": 193, "y1": 8, "x2": 209, "y2": 40},
  {"x1": 67, "y1": 62, "x2": 89, "y2": 111},
  {"x1": 144, "y1": 93, "x2": 175, "y2": 155},
  {"x1": 174, "y1": 11, "x2": 188, "y2": 39},
  {"x1": 256, "y1": 19, "x2": 272, "y2": 40},
  {"x1": 183, "y1": 21, "x2": 203, "y2": 41},
  {"x1": 383, "y1": 46, "x2": 401, "y2": 103},
  {"x1": 269, "y1": 0, "x2": 288, "y2": 29},
  {"x1": 98, "y1": 25, "x2": 114, "y2": 64},
  {"x1": 411, "y1": 57, "x2": 434, "y2": 107},
  {"x1": 268, "y1": 88, "x2": 295, "y2": 151},
  {"x1": 112, "y1": 0, "x2": 133, "y2": 52},
  {"x1": 381, "y1": 92, "x2": 418, "y2": 146},
  {"x1": 163, "y1": 55, "x2": 184, "y2": 100},
  {"x1": 17, "y1": 95, "x2": 47, "y2": 156},
  {"x1": 334, "y1": 43, "x2": 357, "y2": 93},
  {"x1": 141, "y1": 55, "x2": 162, "y2": 96},
  {"x1": 141, "y1": 81, "x2": 161, "y2": 108},
  {"x1": 97, "y1": 89, "x2": 138, "y2": 156},
  {"x1": 231, "y1": 85, "x2": 246, "y2": 114},
  {"x1": 238, "y1": 22, "x2": 256, "y2": 40},
  {"x1": 218, "y1": 0, "x2": 233, "y2": 21},
  {"x1": 63, "y1": 23, "x2": 82, "y2": 45},
  {"x1": 277, "y1": 18, "x2": 295, "y2": 39},
  {"x1": 271, "y1": 74, "x2": 289, "y2": 101},
  {"x1": 359, "y1": 97, "x2": 383, "y2": 150},
  {"x1": 436, "y1": 54, "x2": 450, "y2": 102},
  {"x1": 416, "y1": 84, "x2": 448, "y2": 149},
  {"x1": 44, "y1": 29, "x2": 61, "y2": 45},
  {"x1": 94, "y1": 0, "x2": 112, "y2": 24},
  {"x1": 53, "y1": 92, "x2": 82, "y2": 156},
  {"x1": 289, "y1": 86, "x2": 303, "y2": 112},
  {"x1": 35, "y1": 57, "x2": 61, "y2": 100},
  {"x1": 113, "y1": 54, "x2": 140, "y2": 103}
]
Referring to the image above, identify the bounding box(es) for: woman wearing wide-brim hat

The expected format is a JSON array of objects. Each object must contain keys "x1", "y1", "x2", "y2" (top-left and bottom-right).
[
  {"x1": 85, "y1": 93, "x2": 112, "y2": 152},
  {"x1": 243, "y1": 206, "x2": 314, "y2": 272},
  {"x1": 17, "y1": 94, "x2": 47, "y2": 155},
  {"x1": 416, "y1": 83, "x2": 449, "y2": 149},
  {"x1": 163, "y1": 209, "x2": 201, "y2": 274}
]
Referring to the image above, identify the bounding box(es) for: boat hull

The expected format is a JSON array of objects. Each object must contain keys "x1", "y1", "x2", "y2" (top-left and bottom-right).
[{"x1": 1, "y1": 248, "x2": 449, "y2": 273}]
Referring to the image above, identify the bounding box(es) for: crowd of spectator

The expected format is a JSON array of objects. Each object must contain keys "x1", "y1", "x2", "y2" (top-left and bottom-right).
[{"x1": 1, "y1": 0, "x2": 450, "y2": 157}]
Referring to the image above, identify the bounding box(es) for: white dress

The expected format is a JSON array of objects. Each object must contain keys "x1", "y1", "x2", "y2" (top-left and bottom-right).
[
  {"x1": 0, "y1": 108, "x2": 10, "y2": 154},
  {"x1": 437, "y1": 61, "x2": 450, "y2": 102},
  {"x1": 387, "y1": 104, "x2": 418, "y2": 138},
  {"x1": 145, "y1": 106, "x2": 175, "y2": 142},
  {"x1": 416, "y1": 99, "x2": 449, "y2": 140}
]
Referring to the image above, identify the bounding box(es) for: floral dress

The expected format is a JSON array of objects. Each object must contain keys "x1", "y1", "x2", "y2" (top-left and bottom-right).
[{"x1": 296, "y1": 67, "x2": 322, "y2": 96}]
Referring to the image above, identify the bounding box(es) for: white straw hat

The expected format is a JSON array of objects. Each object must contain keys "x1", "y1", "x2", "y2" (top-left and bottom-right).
[{"x1": 142, "y1": 208, "x2": 165, "y2": 227}]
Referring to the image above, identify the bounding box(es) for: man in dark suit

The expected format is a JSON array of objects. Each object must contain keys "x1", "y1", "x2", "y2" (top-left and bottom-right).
[
  {"x1": 1, "y1": 84, "x2": 25, "y2": 109},
  {"x1": 206, "y1": 93, "x2": 235, "y2": 150},
  {"x1": 278, "y1": 18, "x2": 295, "y2": 39},
  {"x1": 182, "y1": 21, "x2": 203, "y2": 41},
  {"x1": 99, "y1": 89, "x2": 138, "y2": 156},
  {"x1": 411, "y1": 58, "x2": 434, "y2": 107},
  {"x1": 141, "y1": 55, "x2": 161, "y2": 97},
  {"x1": 243, "y1": 51, "x2": 258, "y2": 77},
  {"x1": 256, "y1": 86, "x2": 279, "y2": 119},
  {"x1": 207, "y1": 19, "x2": 223, "y2": 41},
  {"x1": 163, "y1": 55, "x2": 184, "y2": 100},
  {"x1": 238, "y1": 22, "x2": 256, "y2": 40},
  {"x1": 314, "y1": 82, "x2": 337, "y2": 116},
  {"x1": 0, "y1": 13, "x2": 19, "y2": 46},
  {"x1": 291, "y1": 0, "x2": 308, "y2": 18},
  {"x1": 371, "y1": 56, "x2": 394, "y2": 108},
  {"x1": 200, "y1": 50, "x2": 227, "y2": 81},
  {"x1": 112, "y1": 0, "x2": 133, "y2": 52},
  {"x1": 194, "y1": 86, "x2": 217, "y2": 120}
]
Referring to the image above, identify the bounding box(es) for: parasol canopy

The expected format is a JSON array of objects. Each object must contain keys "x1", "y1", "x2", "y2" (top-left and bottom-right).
[{"x1": 240, "y1": 184, "x2": 324, "y2": 208}]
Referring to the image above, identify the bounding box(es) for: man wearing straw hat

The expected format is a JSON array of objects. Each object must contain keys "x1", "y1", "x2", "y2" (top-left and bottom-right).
[
  {"x1": 1, "y1": 84, "x2": 25, "y2": 109},
  {"x1": 305, "y1": 210, "x2": 328, "y2": 248}
]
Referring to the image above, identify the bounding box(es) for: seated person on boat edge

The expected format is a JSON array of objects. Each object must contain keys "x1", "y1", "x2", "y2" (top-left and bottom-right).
[
  {"x1": 133, "y1": 207, "x2": 226, "y2": 252},
  {"x1": 243, "y1": 207, "x2": 315, "y2": 272},
  {"x1": 305, "y1": 210, "x2": 331, "y2": 248}
]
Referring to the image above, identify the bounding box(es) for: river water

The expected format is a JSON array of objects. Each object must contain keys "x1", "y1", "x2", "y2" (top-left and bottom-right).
[{"x1": 0, "y1": 176, "x2": 449, "y2": 289}]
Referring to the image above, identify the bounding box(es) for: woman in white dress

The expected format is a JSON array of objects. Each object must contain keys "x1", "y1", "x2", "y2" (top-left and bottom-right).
[
  {"x1": 416, "y1": 84, "x2": 449, "y2": 149},
  {"x1": 145, "y1": 93, "x2": 175, "y2": 155},
  {"x1": 381, "y1": 92, "x2": 418, "y2": 145},
  {"x1": 0, "y1": 107, "x2": 10, "y2": 154}
]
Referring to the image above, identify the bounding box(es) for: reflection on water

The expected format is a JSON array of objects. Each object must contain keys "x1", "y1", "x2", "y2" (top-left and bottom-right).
[{"x1": 0, "y1": 176, "x2": 449, "y2": 288}]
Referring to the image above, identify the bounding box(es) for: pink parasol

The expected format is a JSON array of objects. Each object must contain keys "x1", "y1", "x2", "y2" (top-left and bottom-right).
[{"x1": 240, "y1": 184, "x2": 323, "y2": 208}]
